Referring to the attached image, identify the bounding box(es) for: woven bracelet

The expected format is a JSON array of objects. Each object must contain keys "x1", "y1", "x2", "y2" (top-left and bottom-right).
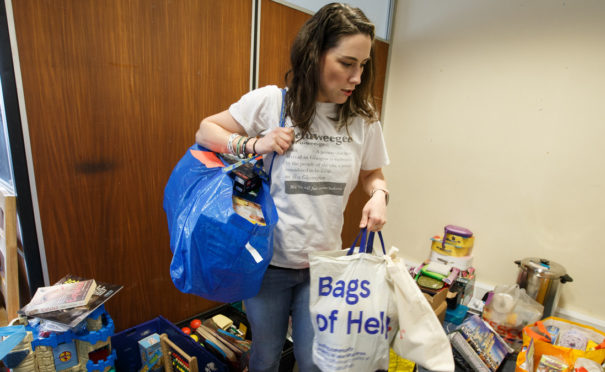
[{"x1": 241, "y1": 137, "x2": 252, "y2": 158}]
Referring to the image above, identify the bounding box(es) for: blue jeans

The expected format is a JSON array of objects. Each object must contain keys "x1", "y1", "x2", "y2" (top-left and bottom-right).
[{"x1": 244, "y1": 266, "x2": 321, "y2": 372}]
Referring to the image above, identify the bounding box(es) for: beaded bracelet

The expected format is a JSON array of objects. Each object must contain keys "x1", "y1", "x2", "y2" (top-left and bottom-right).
[
  {"x1": 227, "y1": 133, "x2": 239, "y2": 154},
  {"x1": 252, "y1": 138, "x2": 259, "y2": 154}
]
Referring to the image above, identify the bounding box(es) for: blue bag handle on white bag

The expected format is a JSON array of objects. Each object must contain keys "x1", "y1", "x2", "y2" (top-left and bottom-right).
[
  {"x1": 366, "y1": 230, "x2": 386, "y2": 255},
  {"x1": 0, "y1": 325, "x2": 27, "y2": 360},
  {"x1": 347, "y1": 227, "x2": 386, "y2": 255}
]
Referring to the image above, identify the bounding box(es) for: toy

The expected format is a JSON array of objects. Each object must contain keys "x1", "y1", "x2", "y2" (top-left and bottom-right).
[
  {"x1": 6, "y1": 304, "x2": 116, "y2": 372},
  {"x1": 139, "y1": 333, "x2": 163, "y2": 372},
  {"x1": 181, "y1": 327, "x2": 191, "y2": 335},
  {"x1": 189, "y1": 319, "x2": 202, "y2": 330},
  {"x1": 160, "y1": 333, "x2": 199, "y2": 372},
  {"x1": 211, "y1": 315, "x2": 233, "y2": 330}
]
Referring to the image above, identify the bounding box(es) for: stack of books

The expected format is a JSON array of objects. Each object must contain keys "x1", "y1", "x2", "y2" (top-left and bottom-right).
[
  {"x1": 448, "y1": 315, "x2": 514, "y2": 372},
  {"x1": 18, "y1": 274, "x2": 123, "y2": 328}
]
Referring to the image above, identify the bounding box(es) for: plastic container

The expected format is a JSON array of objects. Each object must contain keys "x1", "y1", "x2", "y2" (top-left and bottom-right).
[
  {"x1": 445, "y1": 304, "x2": 468, "y2": 325},
  {"x1": 430, "y1": 225, "x2": 475, "y2": 257},
  {"x1": 429, "y1": 250, "x2": 474, "y2": 271},
  {"x1": 112, "y1": 315, "x2": 227, "y2": 372}
]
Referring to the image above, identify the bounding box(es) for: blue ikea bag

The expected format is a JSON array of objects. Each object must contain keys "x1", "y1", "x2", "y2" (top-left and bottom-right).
[
  {"x1": 163, "y1": 146, "x2": 278, "y2": 302},
  {"x1": 164, "y1": 90, "x2": 285, "y2": 302}
]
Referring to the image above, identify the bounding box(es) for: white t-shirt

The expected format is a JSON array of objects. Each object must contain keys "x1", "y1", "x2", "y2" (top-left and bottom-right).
[{"x1": 230, "y1": 85, "x2": 389, "y2": 268}]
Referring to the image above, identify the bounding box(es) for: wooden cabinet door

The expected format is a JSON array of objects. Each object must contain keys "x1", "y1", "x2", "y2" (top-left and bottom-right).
[
  {"x1": 257, "y1": 0, "x2": 390, "y2": 246},
  {"x1": 12, "y1": 0, "x2": 253, "y2": 330}
]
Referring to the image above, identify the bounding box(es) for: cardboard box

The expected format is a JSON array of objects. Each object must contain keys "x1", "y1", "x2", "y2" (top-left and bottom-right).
[
  {"x1": 138, "y1": 333, "x2": 163, "y2": 372},
  {"x1": 423, "y1": 288, "x2": 448, "y2": 323}
]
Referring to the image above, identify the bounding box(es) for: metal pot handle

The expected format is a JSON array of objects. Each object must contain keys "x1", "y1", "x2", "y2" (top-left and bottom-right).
[{"x1": 560, "y1": 274, "x2": 573, "y2": 283}]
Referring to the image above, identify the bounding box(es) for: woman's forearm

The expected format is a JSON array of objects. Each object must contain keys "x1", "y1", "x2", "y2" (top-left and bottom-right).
[{"x1": 195, "y1": 110, "x2": 248, "y2": 153}]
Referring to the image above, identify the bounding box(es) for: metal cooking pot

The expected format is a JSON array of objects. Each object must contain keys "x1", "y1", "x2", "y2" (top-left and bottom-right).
[{"x1": 514, "y1": 257, "x2": 573, "y2": 318}]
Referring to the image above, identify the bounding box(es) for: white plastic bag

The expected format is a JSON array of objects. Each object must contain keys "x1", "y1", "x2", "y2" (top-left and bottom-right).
[
  {"x1": 482, "y1": 284, "x2": 543, "y2": 351},
  {"x1": 309, "y1": 230, "x2": 396, "y2": 372},
  {"x1": 387, "y1": 250, "x2": 455, "y2": 372}
]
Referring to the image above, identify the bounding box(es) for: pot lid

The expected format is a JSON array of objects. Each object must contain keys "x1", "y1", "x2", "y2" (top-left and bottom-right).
[{"x1": 516, "y1": 257, "x2": 568, "y2": 279}]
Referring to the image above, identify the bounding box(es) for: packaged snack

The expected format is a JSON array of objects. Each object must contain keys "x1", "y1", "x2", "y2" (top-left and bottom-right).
[
  {"x1": 232, "y1": 196, "x2": 266, "y2": 225},
  {"x1": 536, "y1": 354, "x2": 568, "y2": 372},
  {"x1": 547, "y1": 326, "x2": 560, "y2": 344}
]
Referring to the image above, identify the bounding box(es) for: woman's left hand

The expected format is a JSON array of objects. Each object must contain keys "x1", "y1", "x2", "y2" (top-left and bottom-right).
[{"x1": 359, "y1": 192, "x2": 387, "y2": 232}]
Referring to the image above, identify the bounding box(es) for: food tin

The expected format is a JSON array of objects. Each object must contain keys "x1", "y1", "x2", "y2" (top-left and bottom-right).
[{"x1": 430, "y1": 225, "x2": 474, "y2": 257}]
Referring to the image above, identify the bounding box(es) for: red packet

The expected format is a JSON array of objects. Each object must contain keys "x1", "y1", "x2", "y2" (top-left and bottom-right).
[{"x1": 190, "y1": 150, "x2": 224, "y2": 168}]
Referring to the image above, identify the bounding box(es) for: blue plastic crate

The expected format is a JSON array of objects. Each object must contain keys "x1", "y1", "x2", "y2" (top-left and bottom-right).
[{"x1": 111, "y1": 315, "x2": 227, "y2": 372}]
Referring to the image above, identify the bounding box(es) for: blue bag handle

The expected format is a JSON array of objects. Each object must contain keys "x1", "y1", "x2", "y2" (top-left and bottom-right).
[
  {"x1": 347, "y1": 228, "x2": 386, "y2": 255},
  {"x1": 0, "y1": 326, "x2": 27, "y2": 360},
  {"x1": 366, "y1": 231, "x2": 386, "y2": 255},
  {"x1": 347, "y1": 228, "x2": 368, "y2": 255},
  {"x1": 221, "y1": 154, "x2": 263, "y2": 175},
  {"x1": 267, "y1": 88, "x2": 287, "y2": 178}
]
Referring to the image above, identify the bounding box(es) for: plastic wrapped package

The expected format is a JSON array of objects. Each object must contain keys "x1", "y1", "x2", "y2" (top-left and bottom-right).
[
  {"x1": 482, "y1": 284, "x2": 543, "y2": 351},
  {"x1": 573, "y1": 357, "x2": 604, "y2": 372}
]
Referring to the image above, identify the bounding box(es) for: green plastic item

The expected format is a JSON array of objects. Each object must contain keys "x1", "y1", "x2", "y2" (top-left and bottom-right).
[
  {"x1": 421, "y1": 267, "x2": 447, "y2": 280},
  {"x1": 417, "y1": 275, "x2": 444, "y2": 290}
]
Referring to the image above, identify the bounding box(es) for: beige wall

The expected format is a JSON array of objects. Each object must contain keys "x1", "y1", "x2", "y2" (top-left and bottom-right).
[{"x1": 382, "y1": 0, "x2": 605, "y2": 322}]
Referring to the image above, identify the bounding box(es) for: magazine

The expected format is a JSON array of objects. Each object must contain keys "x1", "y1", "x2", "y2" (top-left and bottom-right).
[
  {"x1": 28, "y1": 274, "x2": 123, "y2": 328},
  {"x1": 456, "y1": 315, "x2": 513, "y2": 372},
  {"x1": 449, "y1": 332, "x2": 491, "y2": 372},
  {"x1": 20, "y1": 279, "x2": 96, "y2": 315}
]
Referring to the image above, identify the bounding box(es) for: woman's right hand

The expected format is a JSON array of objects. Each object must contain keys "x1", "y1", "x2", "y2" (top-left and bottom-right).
[{"x1": 254, "y1": 127, "x2": 295, "y2": 155}]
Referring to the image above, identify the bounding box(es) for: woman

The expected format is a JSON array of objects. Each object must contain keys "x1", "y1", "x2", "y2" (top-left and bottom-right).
[{"x1": 196, "y1": 3, "x2": 389, "y2": 371}]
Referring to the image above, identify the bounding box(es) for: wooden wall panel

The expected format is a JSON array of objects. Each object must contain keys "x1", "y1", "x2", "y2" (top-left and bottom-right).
[
  {"x1": 12, "y1": 0, "x2": 252, "y2": 330},
  {"x1": 258, "y1": 0, "x2": 309, "y2": 88},
  {"x1": 258, "y1": 0, "x2": 390, "y2": 246}
]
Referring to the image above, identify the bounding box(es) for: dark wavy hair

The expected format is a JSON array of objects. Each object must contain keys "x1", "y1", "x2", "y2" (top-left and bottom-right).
[{"x1": 285, "y1": 3, "x2": 377, "y2": 137}]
